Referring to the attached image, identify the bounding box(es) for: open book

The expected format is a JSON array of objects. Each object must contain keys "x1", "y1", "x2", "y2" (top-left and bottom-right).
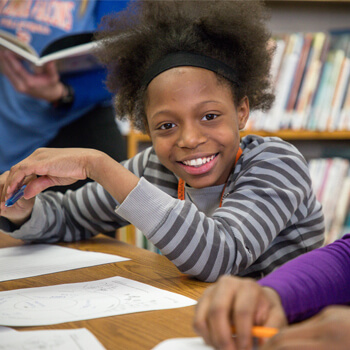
[{"x1": 0, "y1": 29, "x2": 101, "y2": 74}]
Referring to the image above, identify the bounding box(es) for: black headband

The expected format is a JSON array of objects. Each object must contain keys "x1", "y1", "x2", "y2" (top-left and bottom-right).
[{"x1": 141, "y1": 51, "x2": 240, "y2": 87}]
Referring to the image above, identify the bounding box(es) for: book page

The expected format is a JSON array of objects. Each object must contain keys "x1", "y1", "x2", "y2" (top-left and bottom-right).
[
  {"x1": 0, "y1": 328, "x2": 106, "y2": 350},
  {"x1": 152, "y1": 337, "x2": 214, "y2": 350},
  {"x1": 0, "y1": 244, "x2": 129, "y2": 282},
  {"x1": 0, "y1": 326, "x2": 16, "y2": 334},
  {"x1": 152, "y1": 337, "x2": 260, "y2": 350},
  {"x1": 41, "y1": 41, "x2": 100, "y2": 73},
  {"x1": 0, "y1": 29, "x2": 101, "y2": 73},
  {"x1": 0, "y1": 29, "x2": 37, "y2": 55},
  {"x1": 0, "y1": 276, "x2": 196, "y2": 326}
]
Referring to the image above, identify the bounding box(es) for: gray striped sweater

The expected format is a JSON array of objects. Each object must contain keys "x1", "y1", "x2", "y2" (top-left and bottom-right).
[{"x1": 6, "y1": 135, "x2": 325, "y2": 282}]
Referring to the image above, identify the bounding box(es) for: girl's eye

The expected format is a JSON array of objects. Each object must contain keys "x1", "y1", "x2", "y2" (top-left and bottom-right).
[
  {"x1": 159, "y1": 122, "x2": 176, "y2": 130},
  {"x1": 202, "y1": 114, "x2": 218, "y2": 121}
]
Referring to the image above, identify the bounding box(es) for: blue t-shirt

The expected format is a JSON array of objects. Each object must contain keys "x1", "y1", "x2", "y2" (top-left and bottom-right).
[{"x1": 0, "y1": 0, "x2": 128, "y2": 172}]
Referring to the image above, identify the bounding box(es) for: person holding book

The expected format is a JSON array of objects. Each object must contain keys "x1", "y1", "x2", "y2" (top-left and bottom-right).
[
  {"x1": 0, "y1": 0, "x2": 128, "y2": 191},
  {"x1": 0, "y1": 0, "x2": 324, "y2": 281},
  {"x1": 194, "y1": 233, "x2": 350, "y2": 350}
]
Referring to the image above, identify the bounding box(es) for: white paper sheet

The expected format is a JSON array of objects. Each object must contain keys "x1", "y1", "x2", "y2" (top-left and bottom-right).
[
  {"x1": 152, "y1": 337, "x2": 214, "y2": 350},
  {"x1": 0, "y1": 244, "x2": 129, "y2": 282},
  {"x1": 152, "y1": 337, "x2": 260, "y2": 350},
  {"x1": 0, "y1": 276, "x2": 196, "y2": 326},
  {"x1": 0, "y1": 328, "x2": 106, "y2": 350},
  {"x1": 0, "y1": 325, "x2": 16, "y2": 333}
]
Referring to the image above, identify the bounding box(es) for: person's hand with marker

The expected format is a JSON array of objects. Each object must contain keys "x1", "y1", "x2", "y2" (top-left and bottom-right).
[
  {"x1": 193, "y1": 275, "x2": 287, "y2": 350},
  {"x1": 0, "y1": 171, "x2": 35, "y2": 227},
  {"x1": 0, "y1": 146, "x2": 139, "y2": 225},
  {"x1": 5, "y1": 184, "x2": 27, "y2": 208},
  {"x1": 0, "y1": 147, "x2": 93, "y2": 201},
  {"x1": 0, "y1": 147, "x2": 94, "y2": 226}
]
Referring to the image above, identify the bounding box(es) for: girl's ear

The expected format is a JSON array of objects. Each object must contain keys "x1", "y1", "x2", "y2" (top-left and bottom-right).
[{"x1": 237, "y1": 96, "x2": 250, "y2": 130}]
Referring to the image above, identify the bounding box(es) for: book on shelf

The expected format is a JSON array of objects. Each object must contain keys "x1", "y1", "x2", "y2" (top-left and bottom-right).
[
  {"x1": 333, "y1": 39, "x2": 350, "y2": 131},
  {"x1": 338, "y1": 77, "x2": 350, "y2": 130},
  {"x1": 309, "y1": 157, "x2": 350, "y2": 245},
  {"x1": 269, "y1": 37, "x2": 286, "y2": 86},
  {"x1": 328, "y1": 175, "x2": 350, "y2": 243},
  {"x1": 264, "y1": 33, "x2": 302, "y2": 131},
  {"x1": 310, "y1": 35, "x2": 349, "y2": 131},
  {"x1": 0, "y1": 29, "x2": 101, "y2": 74},
  {"x1": 116, "y1": 225, "x2": 161, "y2": 253},
  {"x1": 323, "y1": 49, "x2": 346, "y2": 130},
  {"x1": 342, "y1": 211, "x2": 350, "y2": 236},
  {"x1": 329, "y1": 54, "x2": 350, "y2": 130},
  {"x1": 296, "y1": 32, "x2": 328, "y2": 131},
  {"x1": 279, "y1": 33, "x2": 305, "y2": 130},
  {"x1": 286, "y1": 33, "x2": 313, "y2": 115},
  {"x1": 308, "y1": 51, "x2": 336, "y2": 131}
]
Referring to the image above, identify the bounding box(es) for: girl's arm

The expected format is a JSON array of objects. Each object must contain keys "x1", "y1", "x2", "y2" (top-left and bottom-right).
[{"x1": 0, "y1": 147, "x2": 138, "y2": 242}]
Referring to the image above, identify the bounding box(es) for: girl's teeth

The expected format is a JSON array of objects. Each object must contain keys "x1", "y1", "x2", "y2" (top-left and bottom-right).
[{"x1": 183, "y1": 155, "x2": 215, "y2": 167}]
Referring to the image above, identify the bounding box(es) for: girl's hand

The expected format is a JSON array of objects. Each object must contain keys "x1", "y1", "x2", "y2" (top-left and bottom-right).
[
  {"x1": 1, "y1": 148, "x2": 103, "y2": 203},
  {"x1": 193, "y1": 275, "x2": 287, "y2": 350},
  {"x1": 262, "y1": 306, "x2": 350, "y2": 350},
  {"x1": 0, "y1": 171, "x2": 35, "y2": 226},
  {"x1": 0, "y1": 50, "x2": 65, "y2": 102}
]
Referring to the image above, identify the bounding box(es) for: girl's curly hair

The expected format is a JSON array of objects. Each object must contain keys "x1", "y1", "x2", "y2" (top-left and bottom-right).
[{"x1": 95, "y1": 0, "x2": 275, "y2": 132}]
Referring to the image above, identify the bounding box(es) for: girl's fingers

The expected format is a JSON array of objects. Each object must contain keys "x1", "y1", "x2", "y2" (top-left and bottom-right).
[
  {"x1": 233, "y1": 280, "x2": 264, "y2": 350},
  {"x1": 207, "y1": 282, "x2": 238, "y2": 350},
  {"x1": 194, "y1": 286, "x2": 215, "y2": 346},
  {"x1": 194, "y1": 278, "x2": 238, "y2": 350},
  {"x1": 260, "y1": 288, "x2": 287, "y2": 329},
  {"x1": 194, "y1": 277, "x2": 286, "y2": 350}
]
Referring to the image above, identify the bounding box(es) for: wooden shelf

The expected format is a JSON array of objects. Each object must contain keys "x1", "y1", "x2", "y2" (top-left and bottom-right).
[
  {"x1": 128, "y1": 130, "x2": 350, "y2": 157},
  {"x1": 127, "y1": 131, "x2": 152, "y2": 158},
  {"x1": 267, "y1": 0, "x2": 350, "y2": 3},
  {"x1": 240, "y1": 130, "x2": 350, "y2": 140}
]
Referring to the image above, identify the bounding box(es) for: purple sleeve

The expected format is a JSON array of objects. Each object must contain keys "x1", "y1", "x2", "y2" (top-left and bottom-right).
[{"x1": 258, "y1": 234, "x2": 350, "y2": 323}]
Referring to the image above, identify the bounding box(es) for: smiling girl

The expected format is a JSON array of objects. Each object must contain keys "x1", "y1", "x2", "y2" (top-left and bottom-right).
[{"x1": 0, "y1": 0, "x2": 324, "y2": 282}]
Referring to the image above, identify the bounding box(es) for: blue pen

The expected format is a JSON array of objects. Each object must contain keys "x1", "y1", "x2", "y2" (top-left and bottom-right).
[{"x1": 5, "y1": 185, "x2": 27, "y2": 207}]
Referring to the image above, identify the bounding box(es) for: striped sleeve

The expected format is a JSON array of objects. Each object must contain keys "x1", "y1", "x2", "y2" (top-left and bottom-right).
[
  {"x1": 7, "y1": 148, "x2": 158, "y2": 243},
  {"x1": 225, "y1": 138, "x2": 324, "y2": 278}
]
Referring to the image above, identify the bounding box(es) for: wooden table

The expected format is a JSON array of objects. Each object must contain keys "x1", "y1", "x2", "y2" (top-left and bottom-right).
[{"x1": 0, "y1": 232, "x2": 211, "y2": 349}]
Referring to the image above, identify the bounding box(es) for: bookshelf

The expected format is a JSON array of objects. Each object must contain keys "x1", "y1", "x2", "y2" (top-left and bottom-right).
[
  {"x1": 128, "y1": 130, "x2": 350, "y2": 148},
  {"x1": 120, "y1": 0, "x2": 350, "y2": 247},
  {"x1": 262, "y1": 1, "x2": 350, "y2": 244}
]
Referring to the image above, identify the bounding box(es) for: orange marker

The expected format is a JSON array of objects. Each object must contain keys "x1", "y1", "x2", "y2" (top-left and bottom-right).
[{"x1": 232, "y1": 326, "x2": 278, "y2": 339}]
